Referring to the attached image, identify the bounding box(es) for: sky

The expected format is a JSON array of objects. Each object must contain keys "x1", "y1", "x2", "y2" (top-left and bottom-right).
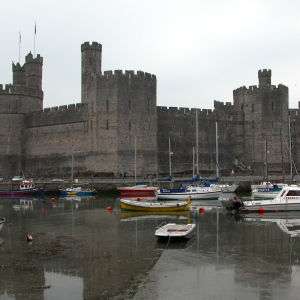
[{"x1": 1, "y1": 0, "x2": 300, "y2": 110}]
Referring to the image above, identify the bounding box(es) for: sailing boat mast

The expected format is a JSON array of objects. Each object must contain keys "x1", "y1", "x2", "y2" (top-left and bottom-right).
[
  {"x1": 135, "y1": 136, "x2": 137, "y2": 182},
  {"x1": 265, "y1": 138, "x2": 268, "y2": 182},
  {"x1": 196, "y1": 110, "x2": 199, "y2": 175},
  {"x1": 169, "y1": 137, "x2": 172, "y2": 176},
  {"x1": 71, "y1": 145, "x2": 74, "y2": 188},
  {"x1": 216, "y1": 122, "x2": 219, "y2": 179}
]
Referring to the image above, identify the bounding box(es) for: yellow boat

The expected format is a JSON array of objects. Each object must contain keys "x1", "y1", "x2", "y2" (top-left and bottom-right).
[{"x1": 119, "y1": 197, "x2": 190, "y2": 212}]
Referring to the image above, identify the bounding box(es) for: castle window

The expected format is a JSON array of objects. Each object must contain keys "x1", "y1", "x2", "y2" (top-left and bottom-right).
[
  {"x1": 90, "y1": 120, "x2": 92, "y2": 131},
  {"x1": 252, "y1": 103, "x2": 254, "y2": 112},
  {"x1": 129, "y1": 99, "x2": 131, "y2": 110},
  {"x1": 272, "y1": 102, "x2": 273, "y2": 111},
  {"x1": 106, "y1": 99, "x2": 109, "y2": 111},
  {"x1": 106, "y1": 120, "x2": 109, "y2": 130},
  {"x1": 173, "y1": 118, "x2": 175, "y2": 126},
  {"x1": 129, "y1": 121, "x2": 131, "y2": 130}
]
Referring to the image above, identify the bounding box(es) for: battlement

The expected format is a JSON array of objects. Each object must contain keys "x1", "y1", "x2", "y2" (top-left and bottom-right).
[
  {"x1": 214, "y1": 100, "x2": 234, "y2": 110},
  {"x1": 0, "y1": 84, "x2": 43, "y2": 98},
  {"x1": 103, "y1": 70, "x2": 156, "y2": 80},
  {"x1": 233, "y1": 83, "x2": 288, "y2": 96},
  {"x1": 12, "y1": 62, "x2": 24, "y2": 71},
  {"x1": 40, "y1": 103, "x2": 86, "y2": 113},
  {"x1": 258, "y1": 69, "x2": 271, "y2": 77},
  {"x1": 25, "y1": 53, "x2": 43, "y2": 64},
  {"x1": 81, "y1": 41, "x2": 102, "y2": 52}
]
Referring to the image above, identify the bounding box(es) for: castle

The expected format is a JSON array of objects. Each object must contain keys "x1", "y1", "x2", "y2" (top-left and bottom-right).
[{"x1": 0, "y1": 41, "x2": 299, "y2": 179}]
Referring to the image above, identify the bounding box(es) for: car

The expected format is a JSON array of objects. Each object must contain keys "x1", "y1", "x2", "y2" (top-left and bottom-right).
[{"x1": 12, "y1": 176, "x2": 24, "y2": 182}]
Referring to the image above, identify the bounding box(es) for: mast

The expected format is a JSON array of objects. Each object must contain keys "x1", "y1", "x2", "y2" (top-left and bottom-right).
[
  {"x1": 169, "y1": 137, "x2": 172, "y2": 176},
  {"x1": 280, "y1": 128, "x2": 285, "y2": 181},
  {"x1": 265, "y1": 138, "x2": 268, "y2": 182},
  {"x1": 135, "y1": 136, "x2": 137, "y2": 182},
  {"x1": 216, "y1": 122, "x2": 219, "y2": 179},
  {"x1": 71, "y1": 145, "x2": 74, "y2": 188},
  {"x1": 289, "y1": 116, "x2": 293, "y2": 180},
  {"x1": 196, "y1": 110, "x2": 199, "y2": 175}
]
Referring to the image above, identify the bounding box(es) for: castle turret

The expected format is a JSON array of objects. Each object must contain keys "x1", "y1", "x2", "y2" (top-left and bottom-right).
[
  {"x1": 12, "y1": 62, "x2": 26, "y2": 85},
  {"x1": 24, "y1": 52, "x2": 43, "y2": 90},
  {"x1": 258, "y1": 69, "x2": 271, "y2": 87},
  {"x1": 81, "y1": 42, "x2": 102, "y2": 104}
]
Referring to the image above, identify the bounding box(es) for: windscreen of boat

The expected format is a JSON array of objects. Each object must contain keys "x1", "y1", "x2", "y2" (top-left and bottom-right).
[{"x1": 286, "y1": 190, "x2": 300, "y2": 196}]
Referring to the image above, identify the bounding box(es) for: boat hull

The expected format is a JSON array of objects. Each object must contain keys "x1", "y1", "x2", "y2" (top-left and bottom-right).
[
  {"x1": 0, "y1": 187, "x2": 44, "y2": 196},
  {"x1": 156, "y1": 190, "x2": 222, "y2": 200},
  {"x1": 117, "y1": 186, "x2": 158, "y2": 195},
  {"x1": 155, "y1": 223, "x2": 196, "y2": 239},
  {"x1": 120, "y1": 199, "x2": 190, "y2": 212},
  {"x1": 240, "y1": 199, "x2": 300, "y2": 213},
  {"x1": 59, "y1": 189, "x2": 94, "y2": 196}
]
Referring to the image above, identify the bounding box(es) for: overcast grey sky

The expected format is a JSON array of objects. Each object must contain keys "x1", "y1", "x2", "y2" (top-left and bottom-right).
[{"x1": 1, "y1": 0, "x2": 300, "y2": 110}]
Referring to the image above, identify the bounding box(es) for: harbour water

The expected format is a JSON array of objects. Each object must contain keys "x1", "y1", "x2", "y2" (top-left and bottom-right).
[{"x1": 0, "y1": 193, "x2": 300, "y2": 299}]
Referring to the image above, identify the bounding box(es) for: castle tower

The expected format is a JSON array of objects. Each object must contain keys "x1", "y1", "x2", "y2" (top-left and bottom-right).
[
  {"x1": 24, "y1": 52, "x2": 43, "y2": 90},
  {"x1": 81, "y1": 42, "x2": 102, "y2": 104},
  {"x1": 258, "y1": 69, "x2": 271, "y2": 87}
]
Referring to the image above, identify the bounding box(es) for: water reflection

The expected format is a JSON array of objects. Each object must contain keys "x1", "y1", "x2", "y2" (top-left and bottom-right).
[{"x1": 0, "y1": 194, "x2": 299, "y2": 299}]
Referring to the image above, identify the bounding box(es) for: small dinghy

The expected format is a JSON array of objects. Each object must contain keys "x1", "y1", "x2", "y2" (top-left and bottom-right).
[{"x1": 155, "y1": 222, "x2": 196, "y2": 240}]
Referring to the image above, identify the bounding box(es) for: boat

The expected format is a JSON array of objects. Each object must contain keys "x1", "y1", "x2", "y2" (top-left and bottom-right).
[
  {"x1": 229, "y1": 186, "x2": 300, "y2": 213},
  {"x1": 155, "y1": 222, "x2": 196, "y2": 240},
  {"x1": 59, "y1": 186, "x2": 95, "y2": 196},
  {"x1": 120, "y1": 197, "x2": 190, "y2": 212},
  {"x1": 0, "y1": 180, "x2": 44, "y2": 196},
  {"x1": 156, "y1": 183, "x2": 222, "y2": 200},
  {"x1": 210, "y1": 183, "x2": 238, "y2": 193},
  {"x1": 59, "y1": 147, "x2": 95, "y2": 196},
  {"x1": 0, "y1": 217, "x2": 5, "y2": 231},
  {"x1": 117, "y1": 184, "x2": 158, "y2": 195},
  {"x1": 251, "y1": 182, "x2": 288, "y2": 199}
]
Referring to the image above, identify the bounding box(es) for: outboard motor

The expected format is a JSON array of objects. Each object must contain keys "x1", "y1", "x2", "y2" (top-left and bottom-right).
[{"x1": 226, "y1": 197, "x2": 244, "y2": 211}]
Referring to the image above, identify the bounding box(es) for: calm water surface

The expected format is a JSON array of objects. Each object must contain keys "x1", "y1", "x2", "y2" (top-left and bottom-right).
[{"x1": 0, "y1": 193, "x2": 299, "y2": 300}]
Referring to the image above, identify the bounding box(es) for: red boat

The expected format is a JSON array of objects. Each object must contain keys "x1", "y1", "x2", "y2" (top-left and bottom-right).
[
  {"x1": 0, "y1": 180, "x2": 44, "y2": 196},
  {"x1": 117, "y1": 185, "x2": 158, "y2": 196}
]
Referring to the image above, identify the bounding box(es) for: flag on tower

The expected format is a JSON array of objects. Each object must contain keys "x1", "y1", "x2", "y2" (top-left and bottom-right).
[
  {"x1": 19, "y1": 31, "x2": 21, "y2": 43},
  {"x1": 35, "y1": 22, "x2": 36, "y2": 34}
]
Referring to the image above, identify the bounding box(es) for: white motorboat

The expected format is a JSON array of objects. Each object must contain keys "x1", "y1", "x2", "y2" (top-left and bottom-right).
[
  {"x1": 239, "y1": 185, "x2": 300, "y2": 213},
  {"x1": 251, "y1": 182, "x2": 288, "y2": 199},
  {"x1": 155, "y1": 222, "x2": 196, "y2": 240},
  {"x1": 156, "y1": 184, "x2": 222, "y2": 200},
  {"x1": 210, "y1": 183, "x2": 238, "y2": 193}
]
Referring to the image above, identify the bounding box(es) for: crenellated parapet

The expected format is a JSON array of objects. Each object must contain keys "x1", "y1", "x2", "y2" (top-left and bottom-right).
[
  {"x1": 81, "y1": 41, "x2": 102, "y2": 52},
  {"x1": 214, "y1": 100, "x2": 234, "y2": 111},
  {"x1": 103, "y1": 70, "x2": 156, "y2": 80},
  {"x1": 0, "y1": 83, "x2": 43, "y2": 98},
  {"x1": 25, "y1": 53, "x2": 43, "y2": 64}
]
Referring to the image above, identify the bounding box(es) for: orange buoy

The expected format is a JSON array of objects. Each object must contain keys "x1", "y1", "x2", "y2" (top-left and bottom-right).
[
  {"x1": 259, "y1": 206, "x2": 264, "y2": 212},
  {"x1": 106, "y1": 206, "x2": 113, "y2": 211},
  {"x1": 51, "y1": 198, "x2": 55, "y2": 203},
  {"x1": 41, "y1": 207, "x2": 45, "y2": 212},
  {"x1": 199, "y1": 207, "x2": 205, "y2": 212}
]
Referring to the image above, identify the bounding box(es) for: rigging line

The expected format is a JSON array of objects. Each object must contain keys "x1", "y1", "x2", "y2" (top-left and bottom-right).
[{"x1": 120, "y1": 148, "x2": 133, "y2": 184}]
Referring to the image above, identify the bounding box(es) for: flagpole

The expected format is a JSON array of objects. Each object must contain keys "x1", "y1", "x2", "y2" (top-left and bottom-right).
[
  {"x1": 34, "y1": 21, "x2": 36, "y2": 57},
  {"x1": 19, "y1": 30, "x2": 21, "y2": 63}
]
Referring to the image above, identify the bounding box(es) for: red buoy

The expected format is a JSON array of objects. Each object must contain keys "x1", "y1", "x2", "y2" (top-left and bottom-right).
[
  {"x1": 51, "y1": 198, "x2": 55, "y2": 203},
  {"x1": 41, "y1": 207, "x2": 45, "y2": 212},
  {"x1": 259, "y1": 207, "x2": 264, "y2": 212},
  {"x1": 106, "y1": 206, "x2": 113, "y2": 211},
  {"x1": 199, "y1": 207, "x2": 205, "y2": 214}
]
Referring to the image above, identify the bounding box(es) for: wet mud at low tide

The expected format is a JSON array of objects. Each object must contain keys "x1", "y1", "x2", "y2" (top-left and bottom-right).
[{"x1": 1, "y1": 195, "x2": 300, "y2": 299}]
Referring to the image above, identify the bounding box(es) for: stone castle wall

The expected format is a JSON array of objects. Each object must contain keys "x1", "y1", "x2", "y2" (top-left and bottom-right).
[{"x1": 0, "y1": 43, "x2": 300, "y2": 180}]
